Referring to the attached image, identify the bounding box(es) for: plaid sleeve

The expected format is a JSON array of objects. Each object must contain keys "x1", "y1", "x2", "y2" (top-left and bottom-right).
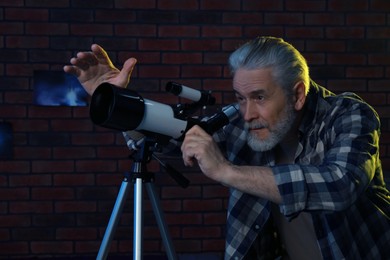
[{"x1": 272, "y1": 94, "x2": 382, "y2": 218}]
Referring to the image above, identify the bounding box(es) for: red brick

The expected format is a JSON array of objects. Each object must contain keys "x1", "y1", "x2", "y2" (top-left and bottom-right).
[
  {"x1": 204, "y1": 212, "x2": 227, "y2": 225},
  {"x1": 265, "y1": 13, "x2": 303, "y2": 25},
  {"x1": 0, "y1": 161, "x2": 30, "y2": 174},
  {"x1": 71, "y1": 24, "x2": 113, "y2": 36},
  {"x1": 0, "y1": 0, "x2": 23, "y2": 6},
  {"x1": 138, "y1": 39, "x2": 180, "y2": 51},
  {"x1": 223, "y1": 12, "x2": 263, "y2": 25},
  {"x1": 71, "y1": 0, "x2": 113, "y2": 8},
  {"x1": 72, "y1": 133, "x2": 116, "y2": 145},
  {"x1": 201, "y1": 0, "x2": 240, "y2": 10},
  {"x1": 327, "y1": 54, "x2": 366, "y2": 65},
  {"x1": 327, "y1": 79, "x2": 367, "y2": 93},
  {"x1": 26, "y1": 0, "x2": 69, "y2": 7},
  {"x1": 53, "y1": 173, "x2": 95, "y2": 186},
  {"x1": 244, "y1": 26, "x2": 284, "y2": 40},
  {"x1": 286, "y1": 27, "x2": 324, "y2": 38},
  {"x1": 95, "y1": 9, "x2": 136, "y2": 23},
  {"x1": 0, "y1": 22, "x2": 24, "y2": 34},
  {"x1": 120, "y1": 51, "x2": 160, "y2": 64},
  {"x1": 346, "y1": 67, "x2": 384, "y2": 78},
  {"x1": 286, "y1": 0, "x2": 326, "y2": 11},
  {"x1": 31, "y1": 241, "x2": 73, "y2": 254},
  {"x1": 182, "y1": 39, "x2": 221, "y2": 51},
  {"x1": 5, "y1": 7, "x2": 48, "y2": 21},
  {"x1": 367, "y1": 27, "x2": 390, "y2": 39},
  {"x1": 368, "y1": 80, "x2": 390, "y2": 92},
  {"x1": 243, "y1": 0, "x2": 283, "y2": 11},
  {"x1": 10, "y1": 201, "x2": 53, "y2": 214},
  {"x1": 162, "y1": 52, "x2": 203, "y2": 64},
  {"x1": 76, "y1": 160, "x2": 118, "y2": 173},
  {"x1": 181, "y1": 65, "x2": 223, "y2": 78},
  {"x1": 138, "y1": 65, "x2": 180, "y2": 78},
  {"x1": 182, "y1": 226, "x2": 221, "y2": 238},
  {"x1": 305, "y1": 13, "x2": 344, "y2": 25},
  {"x1": 306, "y1": 40, "x2": 346, "y2": 52},
  {"x1": 0, "y1": 104, "x2": 26, "y2": 118},
  {"x1": 10, "y1": 174, "x2": 52, "y2": 187},
  {"x1": 326, "y1": 27, "x2": 365, "y2": 39},
  {"x1": 53, "y1": 147, "x2": 96, "y2": 159},
  {"x1": 26, "y1": 22, "x2": 68, "y2": 35},
  {"x1": 0, "y1": 229, "x2": 10, "y2": 240},
  {"x1": 371, "y1": 0, "x2": 390, "y2": 11},
  {"x1": 32, "y1": 160, "x2": 75, "y2": 173},
  {"x1": 202, "y1": 26, "x2": 242, "y2": 37},
  {"x1": 115, "y1": 24, "x2": 156, "y2": 37},
  {"x1": 28, "y1": 106, "x2": 72, "y2": 118},
  {"x1": 32, "y1": 187, "x2": 75, "y2": 200},
  {"x1": 57, "y1": 227, "x2": 98, "y2": 240},
  {"x1": 369, "y1": 54, "x2": 390, "y2": 65},
  {"x1": 116, "y1": 0, "x2": 156, "y2": 8},
  {"x1": 0, "y1": 188, "x2": 29, "y2": 200},
  {"x1": 203, "y1": 185, "x2": 229, "y2": 198},
  {"x1": 347, "y1": 13, "x2": 386, "y2": 25},
  {"x1": 0, "y1": 242, "x2": 29, "y2": 255},
  {"x1": 203, "y1": 238, "x2": 225, "y2": 251},
  {"x1": 6, "y1": 36, "x2": 49, "y2": 48},
  {"x1": 159, "y1": 25, "x2": 200, "y2": 37},
  {"x1": 51, "y1": 119, "x2": 93, "y2": 132},
  {"x1": 328, "y1": 0, "x2": 369, "y2": 11},
  {"x1": 74, "y1": 240, "x2": 101, "y2": 253},
  {"x1": 172, "y1": 239, "x2": 201, "y2": 252},
  {"x1": 55, "y1": 201, "x2": 97, "y2": 213},
  {"x1": 158, "y1": 0, "x2": 198, "y2": 10}
]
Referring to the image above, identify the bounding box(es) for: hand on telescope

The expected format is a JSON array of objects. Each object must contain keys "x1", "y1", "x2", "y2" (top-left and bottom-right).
[
  {"x1": 181, "y1": 125, "x2": 230, "y2": 183},
  {"x1": 63, "y1": 44, "x2": 137, "y2": 96}
]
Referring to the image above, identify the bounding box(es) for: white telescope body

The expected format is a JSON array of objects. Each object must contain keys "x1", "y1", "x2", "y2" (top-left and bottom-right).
[
  {"x1": 137, "y1": 99, "x2": 187, "y2": 139},
  {"x1": 90, "y1": 83, "x2": 239, "y2": 141}
]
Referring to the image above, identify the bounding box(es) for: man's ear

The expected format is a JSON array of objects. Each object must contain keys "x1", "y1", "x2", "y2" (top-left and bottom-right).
[{"x1": 293, "y1": 81, "x2": 306, "y2": 111}]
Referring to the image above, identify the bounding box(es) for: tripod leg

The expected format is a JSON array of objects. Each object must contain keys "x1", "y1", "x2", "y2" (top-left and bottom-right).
[
  {"x1": 97, "y1": 176, "x2": 131, "y2": 260},
  {"x1": 146, "y1": 182, "x2": 177, "y2": 260},
  {"x1": 133, "y1": 178, "x2": 144, "y2": 260}
]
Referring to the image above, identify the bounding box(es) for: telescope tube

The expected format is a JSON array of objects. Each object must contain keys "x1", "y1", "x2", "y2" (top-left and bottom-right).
[{"x1": 90, "y1": 83, "x2": 188, "y2": 139}]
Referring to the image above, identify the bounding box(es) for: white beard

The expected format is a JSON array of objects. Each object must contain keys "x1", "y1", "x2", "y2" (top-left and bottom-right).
[{"x1": 245, "y1": 102, "x2": 296, "y2": 152}]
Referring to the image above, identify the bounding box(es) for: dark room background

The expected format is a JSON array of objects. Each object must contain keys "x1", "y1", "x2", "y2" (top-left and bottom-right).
[{"x1": 1, "y1": 0, "x2": 390, "y2": 259}]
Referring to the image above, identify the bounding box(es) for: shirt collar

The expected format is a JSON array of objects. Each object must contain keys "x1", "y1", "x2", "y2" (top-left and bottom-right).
[{"x1": 299, "y1": 80, "x2": 334, "y2": 136}]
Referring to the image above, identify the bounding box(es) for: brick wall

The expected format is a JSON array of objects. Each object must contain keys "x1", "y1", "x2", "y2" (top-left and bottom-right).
[{"x1": 1, "y1": 0, "x2": 390, "y2": 258}]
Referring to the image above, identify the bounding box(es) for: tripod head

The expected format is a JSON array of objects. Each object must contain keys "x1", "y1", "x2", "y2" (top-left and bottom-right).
[{"x1": 129, "y1": 137, "x2": 190, "y2": 188}]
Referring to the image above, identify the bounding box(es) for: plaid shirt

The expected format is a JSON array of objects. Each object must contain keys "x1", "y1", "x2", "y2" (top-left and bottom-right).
[{"x1": 215, "y1": 81, "x2": 390, "y2": 259}]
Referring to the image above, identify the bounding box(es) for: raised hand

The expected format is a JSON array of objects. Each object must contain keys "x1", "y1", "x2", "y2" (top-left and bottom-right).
[{"x1": 63, "y1": 44, "x2": 137, "y2": 95}]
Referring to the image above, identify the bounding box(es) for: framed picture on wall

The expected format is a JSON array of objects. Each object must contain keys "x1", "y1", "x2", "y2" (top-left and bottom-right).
[
  {"x1": 0, "y1": 122, "x2": 13, "y2": 159},
  {"x1": 33, "y1": 70, "x2": 88, "y2": 106}
]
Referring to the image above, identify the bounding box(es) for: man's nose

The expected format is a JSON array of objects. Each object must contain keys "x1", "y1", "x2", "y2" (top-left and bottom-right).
[{"x1": 242, "y1": 100, "x2": 258, "y2": 122}]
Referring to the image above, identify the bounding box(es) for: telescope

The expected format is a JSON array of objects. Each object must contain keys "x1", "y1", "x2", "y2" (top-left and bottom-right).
[
  {"x1": 89, "y1": 83, "x2": 239, "y2": 141},
  {"x1": 89, "y1": 82, "x2": 240, "y2": 260}
]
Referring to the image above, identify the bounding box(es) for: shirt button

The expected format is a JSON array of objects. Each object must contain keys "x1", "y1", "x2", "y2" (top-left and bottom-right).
[
  {"x1": 234, "y1": 257, "x2": 239, "y2": 260},
  {"x1": 255, "y1": 224, "x2": 260, "y2": 230}
]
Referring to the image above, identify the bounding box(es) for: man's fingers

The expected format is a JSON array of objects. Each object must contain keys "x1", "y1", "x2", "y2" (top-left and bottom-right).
[
  {"x1": 63, "y1": 65, "x2": 80, "y2": 77},
  {"x1": 117, "y1": 58, "x2": 137, "y2": 87},
  {"x1": 70, "y1": 56, "x2": 90, "y2": 71},
  {"x1": 91, "y1": 44, "x2": 111, "y2": 65}
]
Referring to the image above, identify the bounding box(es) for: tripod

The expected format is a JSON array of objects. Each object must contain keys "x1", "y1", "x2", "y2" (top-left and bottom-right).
[{"x1": 97, "y1": 139, "x2": 184, "y2": 260}]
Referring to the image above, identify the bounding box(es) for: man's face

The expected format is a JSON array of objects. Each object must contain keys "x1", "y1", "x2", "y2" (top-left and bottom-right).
[{"x1": 233, "y1": 68, "x2": 296, "y2": 152}]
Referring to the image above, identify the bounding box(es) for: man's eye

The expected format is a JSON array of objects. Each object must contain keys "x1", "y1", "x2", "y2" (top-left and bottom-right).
[
  {"x1": 236, "y1": 96, "x2": 245, "y2": 102},
  {"x1": 256, "y1": 95, "x2": 265, "y2": 101}
]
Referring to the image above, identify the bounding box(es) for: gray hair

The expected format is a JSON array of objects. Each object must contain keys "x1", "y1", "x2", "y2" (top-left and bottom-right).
[{"x1": 228, "y1": 36, "x2": 310, "y2": 95}]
